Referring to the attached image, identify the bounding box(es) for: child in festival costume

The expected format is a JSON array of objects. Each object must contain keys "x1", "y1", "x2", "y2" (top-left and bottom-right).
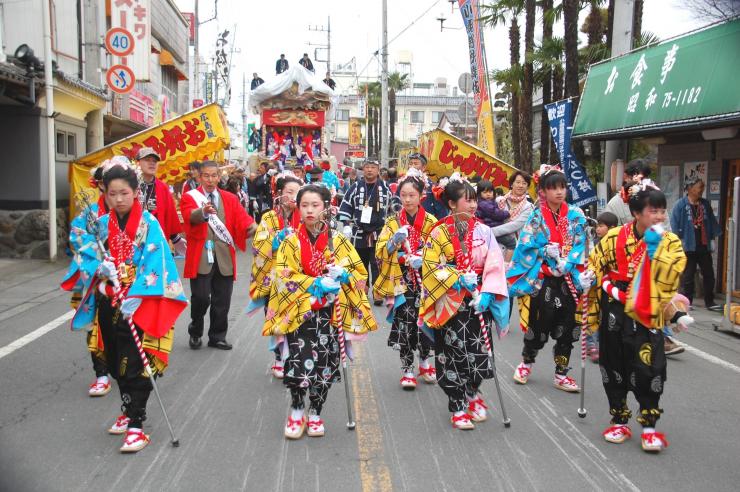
[
  {"x1": 263, "y1": 184, "x2": 377, "y2": 439},
  {"x1": 508, "y1": 165, "x2": 588, "y2": 393},
  {"x1": 65, "y1": 164, "x2": 112, "y2": 397},
  {"x1": 420, "y1": 174, "x2": 509, "y2": 430},
  {"x1": 374, "y1": 168, "x2": 438, "y2": 389},
  {"x1": 585, "y1": 211, "x2": 619, "y2": 363},
  {"x1": 248, "y1": 173, "x2": 303, "y2": 378},
  {"x1": 61, "y1": 161, "x2": 187, "y2": 453},
  {"x1": 581, "y1": 178, "x2": 687, "y2": 453}
]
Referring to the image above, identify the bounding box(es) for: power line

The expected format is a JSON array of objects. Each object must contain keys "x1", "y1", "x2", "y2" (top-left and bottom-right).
[{"x1": 356, "y1": 0, "x2": 442, "y2": 80}]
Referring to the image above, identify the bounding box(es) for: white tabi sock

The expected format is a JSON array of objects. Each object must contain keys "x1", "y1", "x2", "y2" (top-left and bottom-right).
[
  {"x1": 290, "y1": 408, "x2": 304, "y2": 421},
  {"x1": 642, "y1": 427, "x2": 655, "y2": 434},
  {"x1": 97, "y1": 375, "x2": 109, "y2": 384}
]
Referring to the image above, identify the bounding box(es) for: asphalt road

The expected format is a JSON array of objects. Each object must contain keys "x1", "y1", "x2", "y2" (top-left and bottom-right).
[{"x1": 1, "y1": 255, "x2": 740, "y2": 492}]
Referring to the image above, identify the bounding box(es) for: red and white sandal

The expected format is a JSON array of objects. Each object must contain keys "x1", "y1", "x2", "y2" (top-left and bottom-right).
[
  {"x1": 284, "y1": 416, "x2": 306, "y2": 440},
  {"x1": 554, "y1": 374, "x2": 580, "y2": 393},
  {"x1": 451, "y1": 412, "x2": 475, "y2": 430},
  {"x1": 400, "y1": 373, "x2": 417, "y2": 390},
  {"x1": 602, "y1": 424, "x2": 632, "y2": 444},
  {"x1": 307, "y1": 416, "x2": 325, "y2": 437},
  {"x1": 467, "y1": 397, "x2": 488, "y2": 423},
  {"x1": 513, "y1": 363, "x2": 531, "y2": 384},
  {"x1": 271, "y1": 362, "x2": 284, "y2": 379},
  {"x1": 88, "y1": 377, "x2": 112, "y2": 397},
  {"x1": 641, "y1": 431, "x2": 669, "y2": 452},
  {"x1": 108, "y1": 414, "x2": 130, "y2": 435},
  {"x1": 120, "y1": 428, "x2": 150, "y2": 453},
  {"x1": 418, "y1": 365, "x2": 437, "y2": 384}
]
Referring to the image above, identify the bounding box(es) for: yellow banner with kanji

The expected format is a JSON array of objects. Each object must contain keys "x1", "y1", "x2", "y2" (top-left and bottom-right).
[
  {"x1": 417, "y1": 129, "x2": 535, "y2": 197},
  {"x1": 69, "y1": 103, "x2": 229, "y2": 214},
  {"x1": 477, "y1": 97, "x2": 496, "y2": 156}
]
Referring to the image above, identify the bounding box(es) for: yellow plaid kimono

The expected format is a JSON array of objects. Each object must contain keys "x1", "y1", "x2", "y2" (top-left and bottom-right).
[
  {"x1": 420, "y1": 223, "x2": 466, "y2": 329},
  {"x1": 374, "y1": 211, "x2": 437, "y2": 299},
  {"x1": 263, "y1": 232, "x2": 378, "y2": 337},
  {"x1": 249, "y1": 210, "x2": 282, "y2": 300},
  {"x1": 587, "y1": 225, "x2": 686, "y2": 332}
]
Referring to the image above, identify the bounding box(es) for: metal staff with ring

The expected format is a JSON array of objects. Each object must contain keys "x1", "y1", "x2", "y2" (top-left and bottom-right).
[{"x1": 80, "y1": 194, "x2": 180, "y2": 446}]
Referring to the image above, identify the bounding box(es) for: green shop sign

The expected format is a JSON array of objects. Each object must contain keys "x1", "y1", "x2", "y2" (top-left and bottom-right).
[{"x1": 573, "y1": 19, "x2": 740, "y2": 138}]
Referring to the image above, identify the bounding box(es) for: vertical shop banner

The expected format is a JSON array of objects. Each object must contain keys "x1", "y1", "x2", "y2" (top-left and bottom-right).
[
  {"x1": 458, "y1": 0, "x2": 496, "y2": 155},
  {"x1": 111, "y1": 0, "x2": 151, "y2": 81},
  {"x1": 348, "y1": 118, "x2": 363, "y2": 150},
  {"x1": 545, "y1": 99, "x2": 597, "y2": 207}
]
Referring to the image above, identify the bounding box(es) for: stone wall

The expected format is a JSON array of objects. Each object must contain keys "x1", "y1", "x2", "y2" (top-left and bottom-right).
[{"x1": 0, "y1": 209, "x2": 69, "y2": 259}]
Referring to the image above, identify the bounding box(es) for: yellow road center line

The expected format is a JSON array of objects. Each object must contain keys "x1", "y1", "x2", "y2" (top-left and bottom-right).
[{"x1": 351, "y1": 342, "x2": 393, "y2": 492}]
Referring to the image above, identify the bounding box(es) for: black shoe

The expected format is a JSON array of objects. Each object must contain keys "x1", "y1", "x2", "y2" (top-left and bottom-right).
[
  {"x1": 707, "y1": 304, "x2": 723, "y2": 312},
  {"x1": 189, "y1": 336, "x2": 202, "y2": 349},
  {"x1": 373, "y1": 299, "x2": 383, "y2": 306},
  {"x1": 208, "y1": 340, "x2": 233, "y2": 350}
]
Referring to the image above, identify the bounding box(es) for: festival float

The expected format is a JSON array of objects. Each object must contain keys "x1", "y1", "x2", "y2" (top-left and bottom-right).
[{"x1": 248, "y1": 66, "x2": 334, "y2": 169}]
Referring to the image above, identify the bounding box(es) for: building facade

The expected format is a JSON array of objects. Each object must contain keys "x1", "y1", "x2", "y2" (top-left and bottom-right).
[{"x1": 0, "y1": 0, "x2": 190, "y2": 258}]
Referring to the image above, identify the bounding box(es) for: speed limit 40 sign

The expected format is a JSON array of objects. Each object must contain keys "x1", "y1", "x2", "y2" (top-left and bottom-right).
[{"x1": 105, "y1": 27, "x2": 134, "y2": 57}]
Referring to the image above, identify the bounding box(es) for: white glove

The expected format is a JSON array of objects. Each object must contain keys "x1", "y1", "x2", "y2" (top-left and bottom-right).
[
  {"x1": 319, "y1": 276, "x2": 341, "y2": 295},
  {"x1": 98, "y1": 259, "x2": 118, "y2": 281},
  {"x1": 578, "y1": 270, "x2": 596, "y2": 290},
  {"x1": 545, "y1": 243, "x2": 561, "y2": 259},
  {"x1": 327, "y1": 264, "x2": 347, "y2": 280},
  {"x1": 406, "y1": 254, "x2": 422, "y2": 270},
  {"x1": 173, "y1": 237, "x2": 187, "y2": 257},
  {"x1": 120, "y1": 297, "x2": 142, "y2": 319},
  {"x1": 675, "y1": 314, "x2": 694, "y2": 333},
  {"x1": 391, "y1": 226, "x2": 409, "y2": 246},
  {"x1": 342, "y1": 225, "x2": 353, "y2": 237}
]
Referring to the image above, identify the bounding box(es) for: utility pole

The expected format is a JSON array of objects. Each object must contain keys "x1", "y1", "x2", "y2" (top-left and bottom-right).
[
  {"x1": 603, "y1": 0, "x2": 635, "y2": 195},
  {"x1": 242, "y1": 73, "x2": 247, "y2": 160},
  {"x1": 43, "y1": 0, "x2": 56, "y2": 261},
  {"x1": 380, "y1": 0, "x2": 389, "y2": 165},
  {"x1": 194, "y1": 0, "x2": 199, "y2": 101},
  {"x1": 308, "y1": 17, "x2": 331, "y2": 72}
]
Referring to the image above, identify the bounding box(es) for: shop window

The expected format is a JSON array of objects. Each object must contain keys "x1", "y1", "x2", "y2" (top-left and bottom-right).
[
  {"x1": 56, "y1": 131, "x2": 66, "y2": 155},
  {"x1": 55, "y1": 130, "x2": 78, "y2": 158},
  {"x1": 67, "y1": 134, "x2": 76, "y2": 157}
]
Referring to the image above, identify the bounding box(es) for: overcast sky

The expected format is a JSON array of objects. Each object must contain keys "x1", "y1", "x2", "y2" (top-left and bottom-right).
[{"x1": 175, "y1": 0, "x2": 706, "y2": 123}]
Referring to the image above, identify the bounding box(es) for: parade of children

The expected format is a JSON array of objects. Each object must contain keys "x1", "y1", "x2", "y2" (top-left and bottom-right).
[{"x1": 58, "y1": 149, "x2": 704, "y2": 458}]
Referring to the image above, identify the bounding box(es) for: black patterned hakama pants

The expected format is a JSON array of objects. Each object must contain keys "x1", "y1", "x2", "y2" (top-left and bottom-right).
[
  {"x1": 434, "y1": 302, "x2": 493, "y2": 413},
  {"x1": 283, "y1": 307, "x2": 340, "y2": 416},
  {"x1": 388, "y1": 271, "x2": 432, "y2": 371},
  {"x1": 599, "y1": 293, "x2": 667, "y2": 428},
  {"x1": 521, "y1": 276, "x2": 578, "y2": 375}
]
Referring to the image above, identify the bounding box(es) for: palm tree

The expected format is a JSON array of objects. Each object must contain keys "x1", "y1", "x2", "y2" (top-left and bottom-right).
[
  {"x1": 359, "y1": 81, "x2": 381, "y2": 157},
  {"x1": 520, "y1": 0, "x2": 536, "y2": 172},
  {"x1": 538, "y1": 0, "x2": 555, "y2": 165},
  {"x1": 480, "y1": 0, "x2": 525, "y2": 167},
  {"x1": 387, "y1": 72, "x2": 410, "y2": 157},
  {"x1": 562, "y1": 0, "x2": 583, "y2": 161},
  {"x1": 531, "y1": 36, "x2": 564, "y2": 164}
]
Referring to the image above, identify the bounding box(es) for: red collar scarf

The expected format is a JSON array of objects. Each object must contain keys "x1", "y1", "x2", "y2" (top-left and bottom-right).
[
  {"x1": 444, "y1": 216, "x2": 476, "y2": 270},
  {"x1": 614, "y1": 222, "x2": 647, "y2": 282},
  {"x1": 297, "y1": 224, "x2": 329, "y2": 276},
  {"x1": 96, "y1": 194, "x2": 108, "y2": 216},
  {"x1": 107, "y1": 199, "x2": 143, "y2": 266},
  {"x1": 277, "y1": 208, "x2": 301, "y2": 230},
  {"x1": 542, "y1": 202, "x2": 569, "y2": 247},
  {"x1": 398, "y1": 207, "x2": 426, "y2": 252}
]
